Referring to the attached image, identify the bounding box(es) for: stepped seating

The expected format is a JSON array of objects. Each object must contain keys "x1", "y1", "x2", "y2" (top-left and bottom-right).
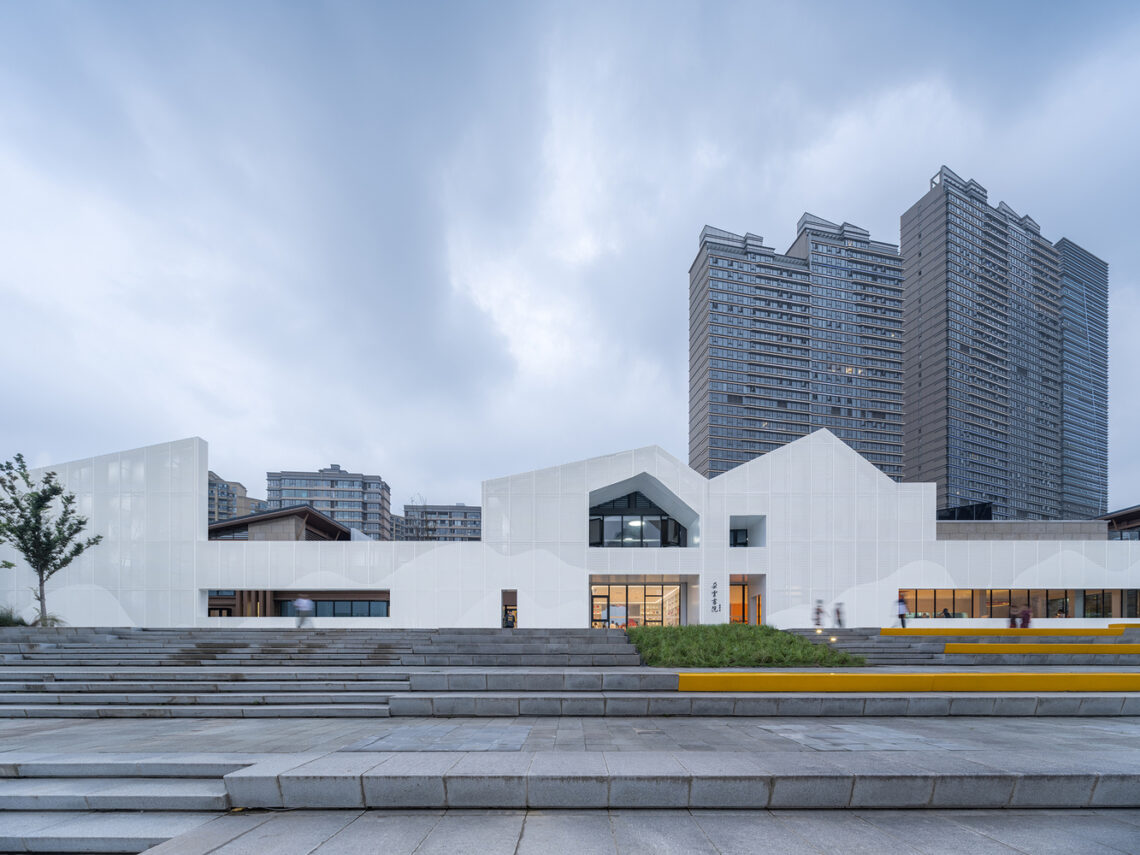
[
  {"x1": 0, "y1": 627, "x2": 642, "y2": 718},
  {"x1": 786, "y1": 626, "x2": 1140, "y2": 665},
  {"x1": 0, "y1": 627, "x2": 641, "y2": 667}
]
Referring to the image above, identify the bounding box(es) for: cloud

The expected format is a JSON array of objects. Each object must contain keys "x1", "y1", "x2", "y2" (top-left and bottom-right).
[{"x1": 0, "y1": 1, "x2": 1137, "y2": 514}]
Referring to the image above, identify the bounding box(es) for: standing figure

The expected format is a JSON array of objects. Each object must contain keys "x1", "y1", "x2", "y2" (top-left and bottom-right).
[
  {"x1": 896, "y1": 596, "x2": 908, "y2": 628},
  {"x1": 813, "y1": 600, "x2": 825, "y2": 627},
  {"x1": 833, "y1": 603, "x2": 844, "y2": 629}
]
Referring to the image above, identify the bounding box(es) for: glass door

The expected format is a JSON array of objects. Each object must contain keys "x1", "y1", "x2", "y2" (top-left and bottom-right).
[{"x1": 591, "y1": 595, "x2": 609, "y2": 629}]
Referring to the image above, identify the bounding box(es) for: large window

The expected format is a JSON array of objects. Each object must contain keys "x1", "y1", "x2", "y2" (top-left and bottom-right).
[
  {"x1": 589, "y1": 492, "x2": 687, "y2": 547},
  {"x1": 897, "y1": 588, "x2": 1139, "y2": 619},
  {"x1": 280, "y1": 598, "x2": 389, "y2": 618},
  {"x1": 591, "y1": 584, "x2": 681, "y2": 627}
]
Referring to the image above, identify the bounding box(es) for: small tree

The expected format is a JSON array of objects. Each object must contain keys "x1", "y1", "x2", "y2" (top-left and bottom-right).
[{"x1": 0, "y1": 454, "x2": 102, "y2": 626}]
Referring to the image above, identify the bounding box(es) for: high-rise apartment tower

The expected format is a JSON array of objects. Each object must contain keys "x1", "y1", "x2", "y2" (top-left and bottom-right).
[
  {"x1": 1057, "y1": 239, "x2": 1109, "y2": 518},
  {"x1": 689, "y1": 215, "x2": 904, "y2": 478},
  {"x1": 901, "y1": 166, "x2": 1107, "y2": 520}
]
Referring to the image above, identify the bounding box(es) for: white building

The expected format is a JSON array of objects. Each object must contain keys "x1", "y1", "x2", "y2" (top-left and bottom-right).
[{"x1": 1, "y1": 431, "x2": 1137, "y2": 628}]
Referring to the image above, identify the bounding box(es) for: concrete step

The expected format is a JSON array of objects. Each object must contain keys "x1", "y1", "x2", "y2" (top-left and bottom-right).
[
  {"x1": 0, "y1": 680, "x2": 409, "y2": 693},
  {"x1": 0, "y1": 777, "x2": 229, "y2": 810},
  {"x1": 386, "y1": 691, "x2": 1140, "y2": 717},
  {"x1": 0, "y1": 810, "x2": 220, "y2": 853},
  {"x1": 0, "y1": 691, "x2": 395, "y2": 705},
  {"x1": 0, "y1": 704, "x2": 391, "y2": 718},
  {"x1": 0, "y1": 758, "x2": 249, "y2": 778},
  {"x1": 223, "y1": 748, "x2": 1140, "y2": 810}
]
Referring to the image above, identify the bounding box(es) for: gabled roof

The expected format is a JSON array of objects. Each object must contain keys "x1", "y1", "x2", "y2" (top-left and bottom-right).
[{"x1": 207, "y1": 505, "x2": 352, "y2": 540}]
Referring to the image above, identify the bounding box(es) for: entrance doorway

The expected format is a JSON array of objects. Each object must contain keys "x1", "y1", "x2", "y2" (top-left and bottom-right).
[
  {"x1": 591, "y1": 594, "x2": 609, "y2": 629},
  {"x1": 501, "y1": 590, "x2": 517, "y2": 628}
]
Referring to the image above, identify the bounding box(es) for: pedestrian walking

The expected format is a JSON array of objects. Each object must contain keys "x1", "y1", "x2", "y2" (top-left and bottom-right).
[
  {"x1": 896, "y1": 595, "x2": 908, "y2": 628},
  {"x1": 294, "y1": 597, "x2": 314, "y2": 629},
  {"x1": 833, "y1": 602, "x2": 844, "y2": 628},
  {"x1": 813, "y1": 600, "x2": 825, "y2": 627}
]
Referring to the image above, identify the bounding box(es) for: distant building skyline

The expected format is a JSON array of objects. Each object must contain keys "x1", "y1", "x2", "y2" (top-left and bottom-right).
[{"x1": 688, "y1": 214, "x2": 904, "y2": 479}]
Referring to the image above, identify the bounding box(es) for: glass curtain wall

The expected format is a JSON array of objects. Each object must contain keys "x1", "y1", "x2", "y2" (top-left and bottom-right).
[
  {"x1": 589, "y1": 492, "x2": 687, "y2": 547},
  {"x1": 897, "y1": 588, "x2": 1139, "y2": 619}
]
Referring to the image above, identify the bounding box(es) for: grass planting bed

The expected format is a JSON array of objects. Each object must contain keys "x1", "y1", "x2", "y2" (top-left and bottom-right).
[{"x1": 626, "y1": 624, "x2": 865, "y2": 668}]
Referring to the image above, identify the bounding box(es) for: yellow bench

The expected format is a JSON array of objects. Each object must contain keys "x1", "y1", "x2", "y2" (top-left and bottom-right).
[
  {"x1": 676, "y1": 672, "x2": 1140, "y2": 693},
  {"x1": 945, "y1": 643, "x2": 1140, "y2": 654}
]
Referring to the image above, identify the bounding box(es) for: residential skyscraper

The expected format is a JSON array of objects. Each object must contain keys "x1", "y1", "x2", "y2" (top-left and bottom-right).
[
  {"x1": 901, "y1": 166, "x2": 1107, "y2": 520},
  {"x1": 266, "y1": 464, "x2": 392, "y2": 539},
  {"x1": 689, "y1": 215, "x2": 904, "y2": 478},
  {"x1": 1057, "y1": 238, "x2": 1109, "y2": 518}
]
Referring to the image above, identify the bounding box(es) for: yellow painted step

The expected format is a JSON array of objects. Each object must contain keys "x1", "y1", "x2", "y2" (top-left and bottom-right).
[
  {"x1": 945, "y1": 643, "x2": 1140, "y2": 654},
  {"x1": 676, "y1": 672, "x2": 1140, "y2": 693},
  {"x1": 881, "y1": 627, "x2": 1124, "y2": 637}
]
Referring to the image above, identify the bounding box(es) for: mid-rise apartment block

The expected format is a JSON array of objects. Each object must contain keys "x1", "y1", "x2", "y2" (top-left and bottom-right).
[
  {"x1": 207, "y1": 471, "x2": 268, "y2": 522},
  {"x1": 394, "y1": 503, "x2": 481, "y2": 542},
  {"x1": 266, "y1": 463, "x2": 392, "y2": 540},
  {"x1": 689, "y1": 215, "x2": 904, "y2": 478},
  {"x1": 901, "y1": 166, "x2": 1107, "y2": 520}
]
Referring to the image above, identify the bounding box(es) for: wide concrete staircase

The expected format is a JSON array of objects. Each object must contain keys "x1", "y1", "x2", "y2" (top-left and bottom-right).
[
  {"x1": 0, "y1": 627, "x2": 639, "y2": 667},
  {"x1": 0, "y1": 628, "x2": 641, "y2": 718},
  {"x1": 0, "y1": 756, "x2": 241, "y2": 852},
  {"x1": 786, "y1": 626, "x2": 1140, "y2": 665}
]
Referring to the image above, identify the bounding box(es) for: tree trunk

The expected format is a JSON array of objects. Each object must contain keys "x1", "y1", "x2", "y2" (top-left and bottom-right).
[{"x1": 37, "y1": 575, "x2": 47, "y2": 626}]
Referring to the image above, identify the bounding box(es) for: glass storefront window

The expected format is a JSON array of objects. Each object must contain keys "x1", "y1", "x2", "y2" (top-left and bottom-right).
[
  {"x1": 954, "y1": 589, "x2": 972, "y2": 618},
  {"x1": 1029, "y1": 589, "x2": 1048, "y2": 618},
  {"x1": 627, "y1": 586, "x2": 645, "y2": 627},
  {"x1": 990, "y1": 589, "x2": 1010, "y2": 619},
  {"x1": 915, "y1": 589, "x2": 934, "y2": 618},
  {"x1": 622, "y1": 517, "x2": 642, "y2": 546},
  {"x1": 934, "y1": 590, "x2": 954, "y2": 617},
  {"x1": 590, "y1": 583, "x2": 682, "y2": 627},
  {"x1": 730, "y1": 584, "x2": 747, "y2": 623},
  {"x1": 1047, "y1": 590, "x2": 1069, "y2": 618}
]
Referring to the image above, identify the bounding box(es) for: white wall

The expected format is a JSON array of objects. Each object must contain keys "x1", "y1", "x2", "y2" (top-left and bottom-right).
[{"x1": 3, "y1": 431, "x2": 1137, "y2": 629}]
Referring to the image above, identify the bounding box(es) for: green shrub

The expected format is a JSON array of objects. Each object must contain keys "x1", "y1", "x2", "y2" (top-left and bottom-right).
[
  {"x1": 626, "y1": 623, "x2": 864, "y2": 668},
  {"x1": 0, "y1": 605, "x2": 29, "y2": 627}
]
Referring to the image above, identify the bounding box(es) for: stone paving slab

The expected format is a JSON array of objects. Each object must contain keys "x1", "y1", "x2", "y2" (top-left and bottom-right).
[{"x1": 142, "y1": 808, "x2": 1140, "y2": 855}]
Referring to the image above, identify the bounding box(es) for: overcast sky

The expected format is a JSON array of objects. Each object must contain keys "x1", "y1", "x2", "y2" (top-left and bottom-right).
[{"x1": 1, "y1": 1, "x2": 1138, "y2": 513}]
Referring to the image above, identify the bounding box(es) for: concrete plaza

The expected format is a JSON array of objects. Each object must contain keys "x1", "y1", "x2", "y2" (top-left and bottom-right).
[{"x1": 1, "y1": 714, "x2": 1139, "y2": 852}]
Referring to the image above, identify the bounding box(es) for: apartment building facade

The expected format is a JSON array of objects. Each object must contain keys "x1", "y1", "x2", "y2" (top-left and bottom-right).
[
  {"x1": 266, "y1": 463, "x2": 392, "y2": 540},
  {"x1": 689, "y1": 215, "x2": 904, "y2": 479},
  {"x1": 901, "y1": 167, "x2": 1107, "y2": 520}
]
